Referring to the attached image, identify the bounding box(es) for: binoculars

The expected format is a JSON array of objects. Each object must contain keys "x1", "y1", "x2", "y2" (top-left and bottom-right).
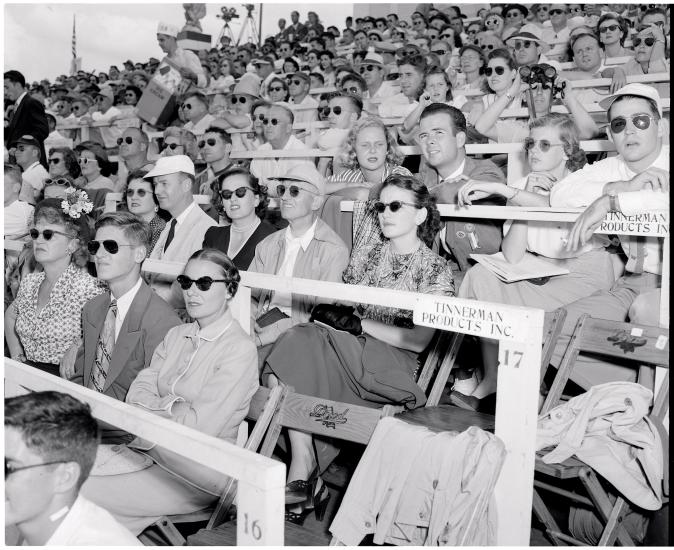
[{"x1": 519, "y1": 64, "x2": 566, "y2": 97}]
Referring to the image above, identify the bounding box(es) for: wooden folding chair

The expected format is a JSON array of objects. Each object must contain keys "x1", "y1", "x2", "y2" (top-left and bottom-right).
[
  {"x1": 533, "y1": 314, "x2": 669, "y2": 546},
  {"x1": 187, "y1": 389, "x2": 397, "y2": 545},
  {"x1": 140, "y1": 385, "x2": 287, "y2": 545}
]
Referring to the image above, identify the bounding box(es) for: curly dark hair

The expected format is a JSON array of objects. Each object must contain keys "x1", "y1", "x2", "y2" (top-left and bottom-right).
[
  {"x1": 49, "y1": 147, "x2": 82, "y2": 179},
  {"x1": 379, "y1": 174, "x2": 441, "y2": 247},
  {"x1": 528, "y1": 113, "x2": 587, "y2": 172},
  {"x1": 186, "y1": 248, "x2": 241, "y2": 297},
  {"x1": 597, "y1": 13, "x2": 629, "y2": 46},
  {"x1": 213, "y1": 166, "x2": 269, "y2": 222},
  {"x1": 33, "y1": 197, "x2": 93, "y2": 267}
]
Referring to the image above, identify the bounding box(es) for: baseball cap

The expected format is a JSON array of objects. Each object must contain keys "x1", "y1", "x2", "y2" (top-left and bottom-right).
[
  {"x1": 96, "y1": 87, "x2": 114, "y2": 101},
  {"x1": 599, "y1": 83, "x2": 663, "y2": 117},
  {"x1": 270, "y1": 164, "x2": 325, "y2": 195},
  {"x1": 157, "y1": 21, "x2": 179, "y2": 38},
  {"x1": 13, "y1": 135, "x2": 41, "y2": 148},
  {"x1": 144, "y1": 155, "x2": 196, "y2": 178},
  {"x1": 362, "y1": 53, "x2": 385, "y2": 67}
]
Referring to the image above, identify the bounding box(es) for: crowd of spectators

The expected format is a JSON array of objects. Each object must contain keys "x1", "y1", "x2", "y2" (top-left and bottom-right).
[{"x1": 4, "y1": 3, "x2": 670, "y2": 546}]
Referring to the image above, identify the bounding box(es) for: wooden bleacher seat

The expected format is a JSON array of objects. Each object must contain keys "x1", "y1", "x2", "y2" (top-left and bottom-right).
[
  {"x1": 140, "y1": 385, "x2": 287, "y2": 545},
  {"x1": 533, "y1": 314, "x2": 669, "y2": 546}
]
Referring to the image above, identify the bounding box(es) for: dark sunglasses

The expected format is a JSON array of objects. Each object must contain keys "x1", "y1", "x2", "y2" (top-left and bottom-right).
[
  {"x1": 29, "y1": 228, "x2": 71, "y2": 240},
  {"x1": 176, "y1": 275, "x2": 229, "y2": 291},
  {"x1": 633, "y1": 37, "x2": 656, "y2": 47},
  {"x1": 373, "y1": 200, "x2": 416, "y2": 213},
  {"x1": 126, "y1": 188, "x2": 149, "y2": 197},
  {"x1": 599, "y1": 24, "x2": 620, "y2": 33},
  {"x1": 230, "y1": 95, "x2": 248, "y2": 104},
  {"x1": 290, "y1": 79, "x2": 304, "y2": 86},
  {"x1": 506, "y1": 10, "x2": 521, "y2": 18},
  {"x1": 44, "y1": 178, "x2": 70, "y2": 186},
  {"x1": 524, "y1": 138, "x2": 564, "y2": 152},
  {"x1": 320, "y1": 106, "x2": 345, "y2": 117},
  {"x1": 359, "y1": 65, "x2": 379, "y2": 74},
  {"x1": 269, "y1": 86, "x2": 284, "y2": 92},
  {"x1": 481, "y1": 44, "x2": 495, "y2": 51},
  {"x1": 94, "y1": 96, "x2": 106, "y2": 102},
  {"x1": 277, "y1": 184, "x2": 316, "y2": 197},
  {"x1": 116, "y1": 136, "x2": 134, "y2": 145},
  {"x1": 609, "y1": 114, "x2": 655, "y2": 134},
  {"x1": 48, "y1": 158, "x2": 61, "y2": 165},
  {"x1": 549, "y1": 9, "x2": 566, "y2": 15},
  {"x1": 514, "y1": 40, "x2": 533, "y2": 50},
  {"x1": 484, "y1": 66, "x2": 506, "y2": 76},
  {"x1": 263, "y1": 118, "x2": 286, "y2": 126},
  {"x1": 220, "y1": 186, "x2": 252, "y2": 200},
  {"x1": 78, "y1": 157, "x2": 97, "y2": 165},
  {"x1": 198, "y1": 138, "x2": 218, "y2": 148},
  {"x1": 163, "y1": 142, "x2": 181, "y2": 151},
  {"x1": 181, "y1": 103, "x2": 193, "y2": 110},
  {"x1": 5, "y1": 458, "x2": 66, "y2": 479},
  {"x1": 342, "y1": 86, "x2": 360, "y2": 94},
  {"x1": 253, "y1": 113, "x2": 267, "y2": 121},
  {"x1": 88, "y1": 240, "x2": 136, "y2": 255},
  {"x1": 431, "y1": 49, "x2": 447, "y2": 55}
]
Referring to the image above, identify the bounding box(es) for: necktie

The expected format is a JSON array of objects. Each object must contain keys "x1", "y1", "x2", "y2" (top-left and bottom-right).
[
  {"x1": 90, "y1": 299, "x2": 117, "y2": 392},
  {"x1": 632, "y1": 236, "x2": 646, "y2": 274},
  {"x1": 164, "y1": 219, "x2": 177, "y2": 252}
]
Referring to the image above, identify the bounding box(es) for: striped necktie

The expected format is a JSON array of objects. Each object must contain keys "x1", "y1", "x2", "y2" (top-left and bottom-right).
[{"x1": 89, "y1": 299, "x2": 117, "y2": 392}]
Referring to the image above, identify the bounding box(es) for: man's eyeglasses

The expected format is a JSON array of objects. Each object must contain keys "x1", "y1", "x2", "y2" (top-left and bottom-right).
[
  {"x1": 198, "y1": 138, "x2": 218, "y2": 148},
  {"x1": 263, "y1": 118, "x2": 287, "y2": 126},
  {"x1": 117, "y1": 136, "x2": 134, "y2": 145},
  {"x1": 88, "y1": 240, "x2": 136, "y2": 255},
  {"x1": 342, "y1": 86, "x2": 360, "y2": 95},
  {"x1": 44, "y1": 178, "x2": 70, "y2": 187},
  {"x1": 126, "y1": 188, "x2": 149, "y2": 198},
  {"x1": 48, "y1": 158, "x2": 61, "y2": 165},
  {"x1": 609, "y1": 114, "x2": 656, "y2": 134},
  {"x1": 320, "y1": 106, "x2": 346, "y2": 117},
  {"x1": 481, "y1": 44, "x2": 495, "y2": 51},
  {"x1": 277, "y1": 184, "x2": 316, "y2": 197},
  {"x1": 176, "y1": 275, "x2": 229, "y2": 291},
  {"x1": 94, "y1": 96, "x2": 106, "y2": 103},
  {"x1": 431, "y1": 49, "x2": 448, "y2": 56},
  {"x1": 230, "y1": 95, "x2": 248, "y2": 104},
  {"x1": 5, "y1": 459, "x2": 67, "y2": 479},
  {"x1": 162, "y1": 142, "x2": 182, "y2": 151},
  {"x1": 181, "y1": 103, "x2": 193, "y2": 110},
  {"x1": 269, "y1": 86, "x2": 284, "y2": 92},
  {"x1": 506, "y1": 10, "x2": 521, "y2": 18},
  {"x1": 633, "y1": 37, "x2": 656, "y2": 47},
  {"x1": 524, "y1": 138, "x2": 564, "y2": 152},
  {"x1": 29, "y1": 228, "x2": 71, "y2": 241},
  {"x1": 373, "y1": 200, "x2": 416, "y2": 213},
  {"x1": 599, "y1": 24, "x2": 620, "y2": 33},
  {"x1": 289, "y1": 79, "x2": 304, "y2": 86},
  {"x1": 359, "y1": 65, "x2": 379, "y2": 74},
  {"x1": 220, "y1": 186, "x2": 252, "y2": 200},
  {"x1": 78, "y1": 157, "x2": 98, "y2": 165},
  {"x1": 513, "y1": 40, "x2": 534, "y2": 50},
  {"x1": 484, "y1": 66, "x2": 506, "y2": 76},
  {"x1": 549, "y1": 9, "x2": 566, "y2": 16}
]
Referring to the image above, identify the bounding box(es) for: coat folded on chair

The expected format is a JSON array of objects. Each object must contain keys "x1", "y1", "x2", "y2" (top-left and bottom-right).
[{"x1": 537, "y1": 381, "x2": 664, "y2": 510}]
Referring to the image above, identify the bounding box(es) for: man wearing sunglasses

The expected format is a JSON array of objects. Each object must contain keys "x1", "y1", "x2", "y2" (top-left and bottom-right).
[
  {"x1": 359, "y1": 53, "x2": 396, "y2": 104},
  {"x1": 4, "y1": 163, "x2": 34, "y2": 240},
  {"x1": 250, "y1": 104, "x2": 314, "y2": 192},
  {"x1": 250, "y1": 164, "x2": 349, "y2": 351},
  {"x1": 541, "y1": 4, "x2": 571, "y2": 44},
  {"x1": 418, "y1": 103, "x2": 506, "y2": 275},
  {"x1": 287, "y1": 71, "x2": 318, "y2": 124},
  {"x1": 79, "y1": 87, "x2": 122, "y2": 150},
  {"x1": 145, "y1": 155, "x2": 217, "y2": 308},
  {"x1": 506, "y1": 25, "x2": 551, "y2": 67},
  {"x1": 195, "y1": 126, "x2": 234, "y2": 196},
  {"x1": 181, "y1": 91, "x2": 216, "y2": 137},
  {"x1": 548, "y1": 84, "x2": 669, "y2": 389},
  {"x1": 116, "y1": 128, "x2": 152, "y2": 189},
  {"x1": 12, "y1": 135, "x2": 49, "y2": 205},
  {"x1": 5, "y1": 391, "x2": 141, "y2": 545},
  {"x1": 64, "y1": 212, "x2": 181, "y2": 401}
]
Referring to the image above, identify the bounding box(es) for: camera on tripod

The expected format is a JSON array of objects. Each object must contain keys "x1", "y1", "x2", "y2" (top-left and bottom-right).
[
  {"x1": 519, "y1": 64, "x2": 566, "y2": 96},
  {"x1": 243, "y1": 4, "x2": 255, "y2": 17},
  {"x1": 217, "y1": 6, "x2": 239, "y2": 23}
]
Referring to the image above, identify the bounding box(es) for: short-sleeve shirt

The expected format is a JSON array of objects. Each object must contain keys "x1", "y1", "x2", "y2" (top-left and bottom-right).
[{"x1": 14, "y1": 263, "x2": 106, "y2": 364}]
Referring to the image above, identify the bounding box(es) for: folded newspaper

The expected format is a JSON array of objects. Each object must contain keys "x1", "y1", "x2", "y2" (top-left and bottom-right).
[{"x1": 470, "y1": 252, "x2": 569, "y2": 283}]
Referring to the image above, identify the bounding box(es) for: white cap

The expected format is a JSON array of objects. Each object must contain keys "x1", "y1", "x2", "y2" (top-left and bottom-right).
[
  {"x1": 362, "y1": 53, "x2": 384, "y2": 66},
  {"x1": 144, "y1": 155, "x2": 195, "y2": 178},
  {"x1": 599, "y1": 83, "x2": 663, "y2": 117},
  {"x1": 157, "y1": 21, "x2": 179, "y2": 38}
]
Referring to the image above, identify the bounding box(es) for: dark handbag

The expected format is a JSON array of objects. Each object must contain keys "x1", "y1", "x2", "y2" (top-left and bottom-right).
[{"x1": 310, "y1": 303, "x2": 362, "y2": 336}]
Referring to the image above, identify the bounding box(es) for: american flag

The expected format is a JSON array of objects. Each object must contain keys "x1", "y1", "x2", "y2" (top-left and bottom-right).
[{"x1": 71, "y1": 14, "x2": 76, "y2": 59}]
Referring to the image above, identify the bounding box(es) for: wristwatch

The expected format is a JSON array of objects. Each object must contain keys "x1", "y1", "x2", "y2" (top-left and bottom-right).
[{"x1": 607, "y1": 192, "x2": 619, "y2": 213}]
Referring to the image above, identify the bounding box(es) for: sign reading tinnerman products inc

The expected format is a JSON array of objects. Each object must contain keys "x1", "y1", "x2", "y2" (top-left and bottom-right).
[
  {"x1": 413, "y1": 295, "x2": 534, "y2": 342},
  {"x1": 597, "y1": 210, "x2": 669, "y2": 237}
]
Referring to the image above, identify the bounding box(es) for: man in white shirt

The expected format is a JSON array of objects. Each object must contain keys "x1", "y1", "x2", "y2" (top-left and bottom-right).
[
  {"x1": 146, "y1": 155, "x2": 217, "y2": 308},
  {"x1": 541, "y1": 4, "x2": 571, "y2": 44},
  {"x1": 360, "y1": 53, "x2": 397, "y2": 105},
  {"x1": 115, "y1": 127, "x2": 153, "y2": 190},
  {"x1": 80, "y1": 87, "x2": 122, "y2": 149},
  {"x1": 379, "y1": 53, "x2": 426, "y2": 118},
  {"x1": 180, "y1": 91, "x2": 215, "y2": 136},
  {"x1": 506, "y1": 25, "x2": 553, "y2": 67},
  {"x1": 548, "y1": 83, "x2": 669, "y2": 389},
  {"x1": 13, "y1": 134, "x2": 49, "y2": 204},
  {"x1": 155, "y1": 21, "x2": 206, "y2": 89},
  {"x1": 5, "y1": 391, "x2": 141, "y2": 546},
  {"x1": 4, "y1": 163, "x2": 34, "y2": 239},
  {"x1": 250, "y1": 104, "x2": 314, "y2": 192},
  {"x1": 287, "y1": 72, "x2": 318, "y2": 124}
]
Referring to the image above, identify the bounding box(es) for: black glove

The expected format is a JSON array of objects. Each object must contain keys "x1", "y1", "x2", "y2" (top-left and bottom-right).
[{"x1": 310, "y1": 303, "x2": 362, "y2": 336}]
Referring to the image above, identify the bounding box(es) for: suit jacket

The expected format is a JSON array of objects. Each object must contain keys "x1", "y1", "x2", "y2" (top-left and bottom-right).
[
  {"x1": 5, "y1": 93, "x2": 49, "y2": 169},
  {"x1": 426, "y1": 156, "x2": 507, "y2": 272},
  {"x1": 70, "y1": 281, "x2": 182, "y2": 401},
  {"x1": 202, "y1": 221, "x2": 277, "y2": 271},
  {"x1": 147, "y1": 202, "x2": 217, "y2": 308}
]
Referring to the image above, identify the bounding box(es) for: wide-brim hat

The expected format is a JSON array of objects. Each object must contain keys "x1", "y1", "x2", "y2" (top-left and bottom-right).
[
  {"x1": 229, "y1": 73, "x2": 262, "y2": 98},
  {"x1": 269, "y1": 164, "x2": 325, "y2": 196},
  {"x1": 505, "y1": 24, "x2": 550, "y2": 53},
  {"x1": 361, "y1": 53, "x2": 385, "y2": 67},
  {"x1": 144, "y1": 155, "x2": 195, "y2": 178}
]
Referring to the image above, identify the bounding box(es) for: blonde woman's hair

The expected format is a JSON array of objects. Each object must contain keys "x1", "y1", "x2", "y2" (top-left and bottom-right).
[{"x1": 339, "y1": 116, "x2": 404, "y2": 170}]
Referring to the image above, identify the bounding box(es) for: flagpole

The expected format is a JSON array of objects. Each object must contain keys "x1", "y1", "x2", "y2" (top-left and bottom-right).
[{"x1": 70, "y1": 13, "x2": 80, "y2": 75}]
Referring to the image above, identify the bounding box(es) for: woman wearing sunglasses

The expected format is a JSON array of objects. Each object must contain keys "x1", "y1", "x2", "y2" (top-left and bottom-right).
[
  {"x1": 326, "y1": 116, "x2": 411, "y2": 197},
  {"x1": 74, "y1": 142, "x2": 115, "y2": 192},
  {"x1": 161, "y1": 127, "x2": 199, "y2": 161},
  {"x1": 81, "y1": 247, "x2": 258, "y2": 535},
  {"x1": 267, "y1": 77, "x2": 289, "y2": 103},
  {"x1": 210, "y1": 58, "x2": 235, "y2": 93},
  {"x1": 47, "y1": 147, "x2": 81, "y2": 180},
  {"x1": 454, "y1": 113, "x2": 616, "y2": 412},
  {"x1": 5, "y1": 196, "x2": 105, "y2": 376},
  {"x1": 202, "y1": 167, "x2": 276, "y2": 270},
  {"x1": 241, "y1": 100, "x2": 271, "y2": 151},
  {"x1": 125, "y1": 169, "x2": 166, "y2": 255},
  {"x1": 261, "y1": 174, "x2": 453, "y2": 523},
  {"x1": 596, "y1": 13, "x2": 633, "y2": 58}
]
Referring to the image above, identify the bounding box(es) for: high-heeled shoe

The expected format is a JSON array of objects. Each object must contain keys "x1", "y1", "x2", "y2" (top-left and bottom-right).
[
  {"x1": 285, "y1": 467, "x2": 318, "y2": 506},
  {"x1": 285, "y1": 483, "x2": 331, "y2": 525},
  {"x1": 449, "y1": 391, "x2": 497, "y2": 415}
]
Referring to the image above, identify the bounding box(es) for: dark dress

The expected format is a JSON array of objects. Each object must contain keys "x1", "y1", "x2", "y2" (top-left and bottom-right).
[{"x1": 202, "y1": 221, "x2": 277, "y2": 270}]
